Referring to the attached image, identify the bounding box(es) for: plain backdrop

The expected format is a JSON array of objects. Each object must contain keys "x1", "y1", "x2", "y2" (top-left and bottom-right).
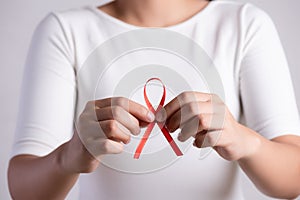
[{"x1": 0, "y1": 0, "x2": 299, "y2": 199}]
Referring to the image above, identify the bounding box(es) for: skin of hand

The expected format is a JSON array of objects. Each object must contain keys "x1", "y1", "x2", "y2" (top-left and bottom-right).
[
  {"x1": 7, "y1": 97, "x2": 155, "y2": 199},
  {"x1": 62, "y1": 97, "x2": 155, "y2": 174},
  {"x1": 156, "y1": 91, "x2": 300, "y2": 199},
  {"x1": 156, "y1": 91, "x2": 266, "y2": 161},
  {"x1": 8, "y1": 93, "x2": 300, "y2": 199}
]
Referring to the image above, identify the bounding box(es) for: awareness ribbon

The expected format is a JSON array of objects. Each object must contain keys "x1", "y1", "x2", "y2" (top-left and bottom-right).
[{"x1": 134, "y1": 78, "x2": 183, "y2": 159}]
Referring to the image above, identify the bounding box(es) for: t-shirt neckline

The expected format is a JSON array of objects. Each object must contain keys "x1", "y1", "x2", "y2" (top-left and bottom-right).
[{"x1": 88, "y1": 1, "x2": 215, "y2": 29}]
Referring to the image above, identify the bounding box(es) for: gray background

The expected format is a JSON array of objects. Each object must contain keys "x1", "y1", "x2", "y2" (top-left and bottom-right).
[{"x1": 0, "y1": 0, "x2": 299, "y2": 199}]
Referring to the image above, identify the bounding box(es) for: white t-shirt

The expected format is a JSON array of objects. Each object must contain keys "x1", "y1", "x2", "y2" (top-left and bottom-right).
[{"x1": 12, "y1": 1, "x2": 300, "y2": 199}]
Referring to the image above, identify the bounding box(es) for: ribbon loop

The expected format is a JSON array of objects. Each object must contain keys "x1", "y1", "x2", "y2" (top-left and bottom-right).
[{"x1": 134, "y1": 78, "x2": 183, "y2": 159}]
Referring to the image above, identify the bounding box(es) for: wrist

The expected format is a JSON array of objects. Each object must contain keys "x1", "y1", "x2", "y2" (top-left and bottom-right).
[
  {"x1": 58, "y1": 133, "x2": 100, "y2": 174},
  {"x1": 238, "y1": 124, "x2": 263, "y2": 161},
  {"x1": 55, "y1": 141, "x2": 79, "y2": 175}
]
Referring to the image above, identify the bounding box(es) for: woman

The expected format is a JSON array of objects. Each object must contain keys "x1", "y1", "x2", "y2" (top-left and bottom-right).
[{"x1": 8, "y1": 0, "x2": 300, "y2": 199}]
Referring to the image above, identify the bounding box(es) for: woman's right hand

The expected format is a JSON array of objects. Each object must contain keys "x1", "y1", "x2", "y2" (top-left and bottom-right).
[{"x1": 61, "y1": 97, "x2": 155, "y2": 174}]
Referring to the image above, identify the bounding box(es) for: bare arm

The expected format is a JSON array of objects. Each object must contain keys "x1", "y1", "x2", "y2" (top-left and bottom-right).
[
  {"x1": 8, "y1": 97, "x2": 154, "y2": 199},
  {"x1": 8, "y1": 143, "x2": 79, "y2": 200},
  {"x1": 161, "y1": 91, "x2": 300, "y2": 199},
  {"x1": 238, "y1": 132, "x2": 300, "y2": 199}
]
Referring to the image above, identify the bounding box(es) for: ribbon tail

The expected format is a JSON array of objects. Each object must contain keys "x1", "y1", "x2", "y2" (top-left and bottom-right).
[
  {"x1": 159, "y1": 124, "x2": 183, "y2": 156},
  {"x1": 134, "y1": 122, "x2": 155, "y2": 159}
]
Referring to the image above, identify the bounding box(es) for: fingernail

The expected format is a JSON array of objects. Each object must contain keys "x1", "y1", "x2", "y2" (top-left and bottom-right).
[
  {"x1": 147, "y1": 111, "x2": 155, "y2": 122},
  {"x1": 156, "y1": 110, "x2": 166, "y2": 122},
  {"x1": 125, "y1": 136, "x2": 131, "y2": 144},
  {"x1": 193, "y1": 141, "x2": 197, "y2": 147},
  {"x1": 135, "y1": 127, "x2": 141, "y2": 135},
  {"x1": 177, "y1": 134, "x2": 183, "y2": 141}
]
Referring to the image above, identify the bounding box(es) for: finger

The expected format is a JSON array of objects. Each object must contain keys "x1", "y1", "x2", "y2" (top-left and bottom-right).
[
  {"x1": 99, "y1": 120, "x2": 131, "y2": 144},
  {"x1": 79, "y1": 137, "x2": 123, "y2": 158},
  {"x1": 193, "y1": 131, "x2": 207, "y2": 148},
  {"x1": 178, "y1": 117, "x2": 201, "y2": 142},
  {"x1": 139, "y1": 121, "x2": 150, "y2": 128},
  {"x1": 97, "y1": 138, "x2": 124, "y2": 154},
  {"x1": 166, "y1": 101, "x2": 213, "y2": 132},
  {"x1": 192, "y1": 130, "x2": 207, "y2": 138},
  {"x1": 156, "y1": 91, "x2": 213, "y2": 122},
  {"x1": 96, "y1": 106, "x2": 141, "y2": 135},
  {"x1": 178, "y1": 114, "x2": 222, "y2": 142},
  {"x1": 93, "y1": 97, "x2": 155, "y2": 122},
  {"x1": 75, "y1": 121, "x2": 124, "y2": 157},
  {"x1": 199, "y1": 130, "x2": 223, "y2": 148}
]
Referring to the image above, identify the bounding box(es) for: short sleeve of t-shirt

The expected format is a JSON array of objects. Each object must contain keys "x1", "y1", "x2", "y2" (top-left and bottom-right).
[
  {"x1": 239, "y1": 4, "x2": 300, "y2": 139},
  {"x1": 11, "y1": 13, "x2": 76, "y2": 157}
]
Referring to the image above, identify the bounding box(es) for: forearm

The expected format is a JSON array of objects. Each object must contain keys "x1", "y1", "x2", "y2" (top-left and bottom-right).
[
  {"x1": 8, "y1": 143, "x2": 79, "y2": 200},
  {"x1": 238, "y1": 126, "x2": 300, "y2": 199}
]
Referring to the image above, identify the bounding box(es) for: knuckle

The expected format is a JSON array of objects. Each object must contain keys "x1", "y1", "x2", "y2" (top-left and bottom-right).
[
  {"x1": 189, "y1": 102, "x2": 199, "y2": 115},
  {"x1": 112, "y1": 106, "x2": 123, "y2": 118},
  {"x1": 102, "y1": 139, "x2": 111, "y2": 152},
  {"x1": 108, "y1": 131, "x2": 117, "y2": 140},
  {"x1": 179, "y1": 91, "x2": 190, "y2": 103},
  {"x1": 108, "y1": 120, "x2": 118, "y2": 133},
  {"x1": 114, "y1": 97, "x2": 127, "y2": 107},
  {"x1": 199, "y1": 114, "x2": 210, "y2": 129}
]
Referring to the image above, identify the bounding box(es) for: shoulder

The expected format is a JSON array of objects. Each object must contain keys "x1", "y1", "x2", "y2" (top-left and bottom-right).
[
  {"x1": 209, "y1": 1, "x2": 273, "y2": 25},
  {"x1": 209, "y1": 0, "x2": 277, "y2": 45},
  {"x1": 31, "y1": 7, "x2": 105, "y2": 70},
  {"x1": 36, "y1": 6, "x2": 103, "y2": 32},
  {"x1": 33, "y1": 6, "x2": 108, "y2": 51},
  {"x1": 211, "y1": 0, "x2": 268, "y2": 16}
]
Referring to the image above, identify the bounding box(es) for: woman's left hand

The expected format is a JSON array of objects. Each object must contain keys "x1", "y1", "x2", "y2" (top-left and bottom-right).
[{"x1": 156, "y1": 91, "x2": 259, "y2": 161}]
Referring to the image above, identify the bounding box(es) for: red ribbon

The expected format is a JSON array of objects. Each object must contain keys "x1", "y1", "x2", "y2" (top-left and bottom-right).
[{"x1": 134, "y1": 78, "x2": 183, "y2": 159}]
